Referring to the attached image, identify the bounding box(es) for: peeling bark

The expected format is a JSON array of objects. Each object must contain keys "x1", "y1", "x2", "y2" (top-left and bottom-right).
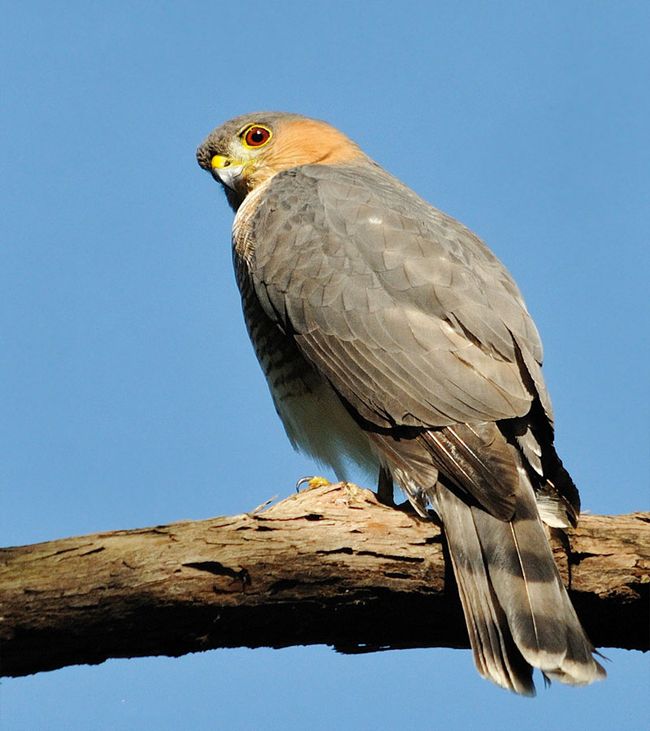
[{"x1": 1, "y1": 483, "x2": 648, "y2": 678}]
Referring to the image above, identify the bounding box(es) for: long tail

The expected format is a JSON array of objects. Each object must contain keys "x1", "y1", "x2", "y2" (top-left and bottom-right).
[{"x1": 434, "y1": 474, "x2": 606, "y2": 695}]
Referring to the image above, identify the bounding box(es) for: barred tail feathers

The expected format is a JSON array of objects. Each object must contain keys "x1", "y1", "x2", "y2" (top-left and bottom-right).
[
  {"x1": 436, "y1": 485, "x2": 535, "y2": 694},
  {"x1": 434, "y1": 476, "x2": 605, "y2": 693}
]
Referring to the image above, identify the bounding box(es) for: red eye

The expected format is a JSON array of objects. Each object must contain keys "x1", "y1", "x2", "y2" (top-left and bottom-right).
[{"x1": 242, "y1": 125, "x2": 271, "y2": 148}]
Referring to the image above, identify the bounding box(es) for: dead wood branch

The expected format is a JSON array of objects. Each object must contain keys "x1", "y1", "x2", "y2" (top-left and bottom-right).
[{"x1": 1, "y1": 483, "x2": 648, "y2": 678}]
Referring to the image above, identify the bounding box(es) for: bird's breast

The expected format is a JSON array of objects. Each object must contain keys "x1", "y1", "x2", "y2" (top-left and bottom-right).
[{"x1": 233, "y1": 245, "x2": 378, "y2": 482}]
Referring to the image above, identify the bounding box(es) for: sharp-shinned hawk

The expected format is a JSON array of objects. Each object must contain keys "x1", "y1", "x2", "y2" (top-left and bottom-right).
[{"x1": 196, "y1": 112, "x2": 605, "y2": 695}]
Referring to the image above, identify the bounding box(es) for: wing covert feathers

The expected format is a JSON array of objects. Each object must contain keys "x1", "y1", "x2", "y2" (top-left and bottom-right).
[{"x1": 246, "y1": 164, "x2": 542, "y2": 430}]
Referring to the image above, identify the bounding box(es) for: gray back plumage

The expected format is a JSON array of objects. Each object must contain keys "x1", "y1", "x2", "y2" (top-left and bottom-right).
[
  {"x1": 249, "y1": 163, "x2": 544, "y2": 424},
  {"x1": 202, "y1": 135, "x2": 604, "y2": 692}
]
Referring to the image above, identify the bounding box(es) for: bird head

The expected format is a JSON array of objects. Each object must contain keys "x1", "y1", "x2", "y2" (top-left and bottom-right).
[{"x1": 196, "y1": 112, "x2": 365, "y2": 209}]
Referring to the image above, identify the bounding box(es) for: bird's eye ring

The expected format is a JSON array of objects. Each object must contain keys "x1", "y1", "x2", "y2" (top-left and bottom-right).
[{"x1": 241, "y1": 125, "x2": 272, "y2": 149}]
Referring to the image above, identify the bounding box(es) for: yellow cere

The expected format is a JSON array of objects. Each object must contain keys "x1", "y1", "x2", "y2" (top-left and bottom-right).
[{"x1": 210, "y1": 155, "x2": 231, "y2": 170}]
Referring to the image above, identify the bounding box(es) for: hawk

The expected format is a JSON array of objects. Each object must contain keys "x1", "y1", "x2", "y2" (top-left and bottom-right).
[{"x1": 196, "y1": 112, "x2": 605, "y2": 694}]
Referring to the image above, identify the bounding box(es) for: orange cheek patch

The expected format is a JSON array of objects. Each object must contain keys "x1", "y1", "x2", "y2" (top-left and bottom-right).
[{"x1": 263, "y1": 119, "x2": 365, "y2": 171}]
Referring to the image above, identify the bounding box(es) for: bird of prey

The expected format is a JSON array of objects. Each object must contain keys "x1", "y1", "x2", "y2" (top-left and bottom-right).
[{"x1": 196, "y1": 112, "x2": 605, "y2": 694}]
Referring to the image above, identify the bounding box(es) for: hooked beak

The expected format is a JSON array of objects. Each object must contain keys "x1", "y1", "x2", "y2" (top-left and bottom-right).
[{"x1": 210, "y1": 154, "x2": 244, "y2": 192}]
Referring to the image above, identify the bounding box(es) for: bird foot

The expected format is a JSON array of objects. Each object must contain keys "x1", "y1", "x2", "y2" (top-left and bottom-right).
[{"x1": 295, "y1": 475, "x2": 331, "y2": 492}]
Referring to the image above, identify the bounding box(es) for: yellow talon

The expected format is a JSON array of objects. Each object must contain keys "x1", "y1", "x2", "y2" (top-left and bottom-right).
[{"x1": 295, "y1": 475, "x2": 331, "y2": 492}]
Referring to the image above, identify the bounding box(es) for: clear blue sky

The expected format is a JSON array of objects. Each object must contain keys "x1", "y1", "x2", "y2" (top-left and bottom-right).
[{"x1": 2, "y1": 3, "x2": 648, "y2": 729}]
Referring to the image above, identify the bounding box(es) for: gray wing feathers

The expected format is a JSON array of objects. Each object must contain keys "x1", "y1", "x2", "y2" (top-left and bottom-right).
[
  {"x1": 249, "y1": 165, "x2": 543, "y2": 429},
  {"x1": 423, "y1": 423, "x2": 519, "y2": 520}
]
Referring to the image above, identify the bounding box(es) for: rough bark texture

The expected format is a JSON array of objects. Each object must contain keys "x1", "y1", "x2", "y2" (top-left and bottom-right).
[{"x1": 1, "y1": 482, "x2": 648, "y2": 678}]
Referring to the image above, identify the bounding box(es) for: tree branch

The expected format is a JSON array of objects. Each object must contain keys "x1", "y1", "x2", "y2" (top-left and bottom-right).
[{"x1": 1, "y1": 482, "x2": 648, "y2": 678}]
